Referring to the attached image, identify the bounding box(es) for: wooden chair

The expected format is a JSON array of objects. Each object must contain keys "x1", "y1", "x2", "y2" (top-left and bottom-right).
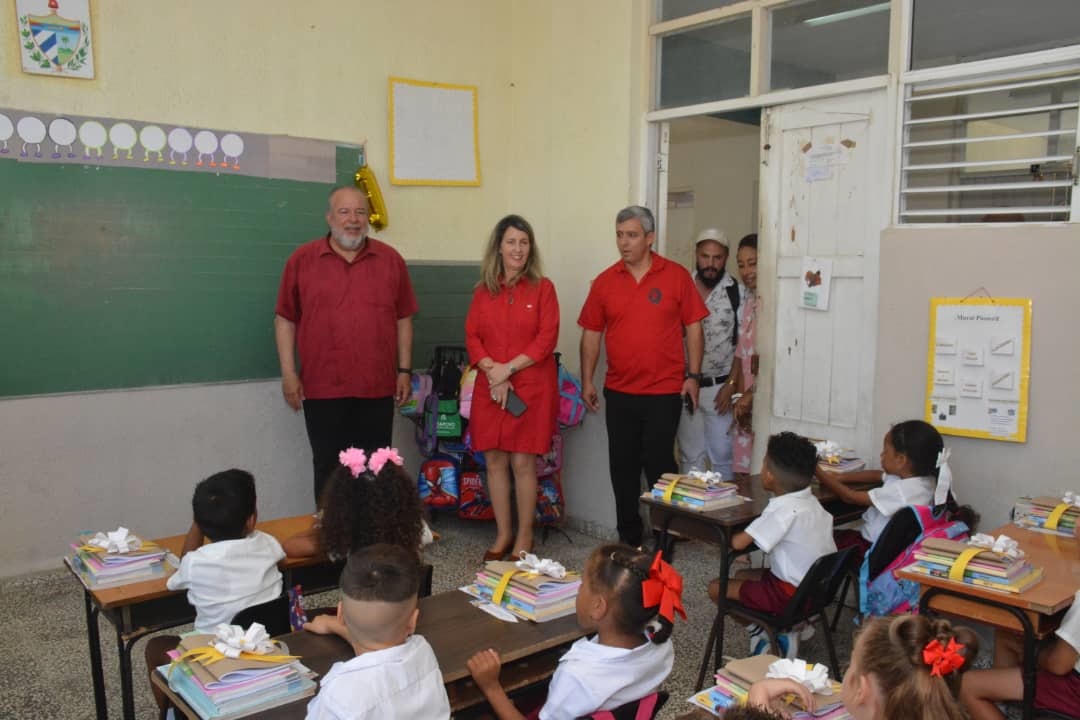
[{"x1": 230, "y1": 595, "x2": 291, "y2": 637}]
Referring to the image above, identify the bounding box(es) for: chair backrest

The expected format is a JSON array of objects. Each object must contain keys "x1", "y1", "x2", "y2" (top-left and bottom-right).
[
  {"x1": 584, "y1": 691, "x2": 669, "y2": 720},
  {"x1": 778, "y1": 547, "x2": 855, "y2": 626},
  {"x1": 865, "y1": 506, "x2": 923, "y2": 581},
  {"x1": 230, "y1": 594, "x2": 291, "y2": 637}
]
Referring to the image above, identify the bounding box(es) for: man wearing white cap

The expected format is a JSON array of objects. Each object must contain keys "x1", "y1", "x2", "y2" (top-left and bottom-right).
[{"x1": 677, "y1": 228, "x2": 740, "y2": 478}]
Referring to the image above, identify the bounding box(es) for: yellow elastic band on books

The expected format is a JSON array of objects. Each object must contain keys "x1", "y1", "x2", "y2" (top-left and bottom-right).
[
  {"x1": 492, "y1": 569, "x2": 517, "y2": 605},
  {"x1": 662, "y1": 476, "x2": 680, "y2": 503},
  {"x1": 948, "y1": 547, "x2": 984, "y2": 583},
  {"x1": 1045, "y1": 503, "x2": 1071, "y2": 531},
  {"x1": 168, "y1": 646, "x2": 299, "y2": 675}
]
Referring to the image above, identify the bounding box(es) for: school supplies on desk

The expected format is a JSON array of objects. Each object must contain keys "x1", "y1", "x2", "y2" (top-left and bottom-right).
[
  {"x1": 687, "y1": 654, "x2": 849, "y2": 717},
  {"x1": 462, "y1": 556, "x2": 581, "y2": 622},
  {"x1": 648, "y1": 472, "x2": 744, "y2": 512},
  {"x1": 1013, "y1": 496, "x2": 1079, "y2": 536},
  {"x1": 158, "y1": 628, "x2": 317, "y2": 720},
  {"x1": 903, "y1": 536, "x2": 1044, "y2": 594},
  {"x1": 65, "y1": 528, "x2": 170, "y2": 589}
]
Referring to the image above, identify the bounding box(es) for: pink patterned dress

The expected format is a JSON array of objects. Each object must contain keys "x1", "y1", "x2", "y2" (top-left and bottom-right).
[{"x1": 733, "y1": 291, "x2": 757, "y2": 474}]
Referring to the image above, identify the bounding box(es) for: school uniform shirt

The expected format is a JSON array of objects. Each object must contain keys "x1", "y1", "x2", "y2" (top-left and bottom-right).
[
  {"x1": 1056, "y1": 591, "x2": 1080, "y2": 673},
  {"x1": 860, "y1": 473, "x2": 936, "y2": 543},
  {"x1": 166, "y1": 530, "x2": 285, "y2": 633},
  {"x1": 304, "y1": 635, "x2": 450, "y2": 720},
  {"x1": 539, "y1": 634, "x2": 674, "y2": 720},
  {"x1": 745, "y1": 486, "x2": 837, "y2": 588}
]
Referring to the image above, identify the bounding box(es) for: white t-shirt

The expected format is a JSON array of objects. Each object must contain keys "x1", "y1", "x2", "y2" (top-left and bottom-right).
[
  {"x1": 1054, "y1": 591, "x2": 1080, "y2": 674},
  {"x1": 539, "y1": 634, "x2": 674, "y2": 720},
  {"x1": 699, "y1": 272, "x2": 738, "y2": 376},
  {"x1": 305, "y1": 635, "x2": 450, "y2": 720},
  {"x1": 166, "y1": 530, "x2": 285, "y2": 632},
  {"x1": 860, "y1": 473, "x2": 937, "y2": 543},
  {"x1": 745, "y1": 486, "x2": 838, "y2": 587}
]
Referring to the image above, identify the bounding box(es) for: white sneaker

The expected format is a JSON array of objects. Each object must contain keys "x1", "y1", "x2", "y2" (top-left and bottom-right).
[
  {"x1": 797, "y1": 622, "x2": 816, "y2": 642},
  {"x1": 748, "y1": 625, "x2": 768, "y2": 655},
  {"x1": 781, "y1": 631, "x2": 799, "y2": 659}
]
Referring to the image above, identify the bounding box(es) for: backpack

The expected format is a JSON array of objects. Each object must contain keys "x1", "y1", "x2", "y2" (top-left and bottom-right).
[
  {"x1": 417, "y1": 453, "x2": 460, "y2": 509},
  {"x1": 458, "y1": 470, "x2": 495, "y2": 521},
  {"x1": 725, "y1": 282, "x2": 741, "y2": 347},
  {"x1": 557, "y1": 363, "x2": 586, "y2": 428},
  {"x1": 459, "y1": 367, "x2": 477, "y2": 420},
  {"x1": 860, "y1": 504, "x2": 969, "y2": 616}
]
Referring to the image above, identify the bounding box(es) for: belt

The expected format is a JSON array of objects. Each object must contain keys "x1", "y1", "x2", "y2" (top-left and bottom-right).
[{"x1": 699, "y1": 374, "x2": 729, "y2": 388}]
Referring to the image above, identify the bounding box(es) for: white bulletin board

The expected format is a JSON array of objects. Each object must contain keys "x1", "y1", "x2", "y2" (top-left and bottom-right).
[
  {"x1": 389, "y1": 76, "x2": 480, "y2": 186},
  {"x1": 925, "y1": 297, "x2": 1032, "y2": 443}
]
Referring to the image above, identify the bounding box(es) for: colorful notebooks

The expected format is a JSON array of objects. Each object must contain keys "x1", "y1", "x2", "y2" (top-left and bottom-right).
[
  {"x1": 687, "y1": 654, "x2": 849, "y2": 718},
  {"x1": 649, "y1": 473, "x2": 744, "y2": 512},
  {"x1": 816, "y1": 457, "x2": 866, "y2": 474},
  {"x1": 65, "y1": 531, "x2": 170, "y2": 589},
  {"x1": 463, "y1": 560, "x2": 581, "y2": 622},
  {"x1": 1013, "y1": 497, "x2": 1079, "y2": 536},
  {"x1": 904, "y1": 537, "x2": 1044, "y2": 594},
  {"x1": 157, "y1": 634, "x2": 317, "y2": 720}
]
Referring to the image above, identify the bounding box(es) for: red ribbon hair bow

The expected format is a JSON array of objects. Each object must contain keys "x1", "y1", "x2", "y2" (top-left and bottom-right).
[
  {"x1": 922, "y1": 637, "x2": 966, "y2": 677},
  {"x1": 641, "y1": 552, "x2": 686, "y2": 624}
]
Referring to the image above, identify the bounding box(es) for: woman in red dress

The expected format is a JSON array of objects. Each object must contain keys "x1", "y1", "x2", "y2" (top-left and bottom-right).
[{"x1": 465, "y1": 215, "x2": 560, "y2": 562}]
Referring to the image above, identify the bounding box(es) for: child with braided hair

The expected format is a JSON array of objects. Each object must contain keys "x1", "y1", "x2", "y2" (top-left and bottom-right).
[
  {"x1": 740, "y1": 614, "x2": 979, "y2": 720},
  {"x1": 467, "y1": 543, "x2": 684, "y2": 720}
]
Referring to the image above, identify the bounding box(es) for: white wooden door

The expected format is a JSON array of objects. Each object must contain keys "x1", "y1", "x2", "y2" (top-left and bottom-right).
[{"x1": 755, "y1": 89, "x2": 891, "y2": 466}]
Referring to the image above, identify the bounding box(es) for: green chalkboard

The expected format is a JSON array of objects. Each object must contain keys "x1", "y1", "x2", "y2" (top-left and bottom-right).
[{"x1": 0, "y1": 153, "x2": 474, "y2": 397}]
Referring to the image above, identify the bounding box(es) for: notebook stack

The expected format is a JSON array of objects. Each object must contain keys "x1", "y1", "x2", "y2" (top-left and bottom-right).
[
  {"x1": 1013, "y1": 496, "x2": 1079, "y2": 536},
  {"x1": 66, "y1": 529, "x2": 170, "y2": 589},
  {"x1": 464, "y1": 560, "x2": 581, "y2": 622},
  {"x1": 814, "y1": 440, "x2": 866, "y2": 474},
  {"x1": 649, "y1": 472, "x2": 743, "y2": 512},
  {"x1": 687, "y1": 655, "x2": 849, "y2": 718},
  {"x1": 157, "y1": 634, "x2": 317, "y2": 720},
  {"x1": 904, "y1": 537, "x2": 1043, "y2": 594}
]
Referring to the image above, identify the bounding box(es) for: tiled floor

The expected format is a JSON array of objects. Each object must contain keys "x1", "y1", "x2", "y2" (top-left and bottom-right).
[{"x1": 1, "y1": 516, "x2": 867, "y2": 720}]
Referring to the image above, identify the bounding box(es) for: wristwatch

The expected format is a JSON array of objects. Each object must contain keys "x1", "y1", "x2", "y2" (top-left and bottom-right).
[
  {"x1": 685, "y1": 372, "x2": 703, "y2": 383},
  {"x1": 397, "y1": 367, "x2": 411, "y2": 375},
  {"x1": 508, "y1": 364, "x2": 517, "y2": 375}
]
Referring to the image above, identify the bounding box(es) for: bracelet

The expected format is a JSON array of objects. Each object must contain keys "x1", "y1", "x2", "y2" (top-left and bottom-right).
[{"x1": 397, "y1": 367, "x2": 411, "y2": 375}]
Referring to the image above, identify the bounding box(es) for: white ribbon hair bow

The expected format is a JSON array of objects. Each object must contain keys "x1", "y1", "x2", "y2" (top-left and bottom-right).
[
  {"x1": 969, "y1": 533, "x2": 1024, "y2": 560},
  {"x1": 87, "y1": 527, "x2": 141, "y2": 554},
  {"x1": 515, "y1": 552, "x2": 567, "y2": 579},
  {"x1": 766, "y1": 658, "x2": 833, "y2": 695},
  {"x1": 212, "y1": 623, "x2": 276, "y2": 658},
  {"x1": 687, "y1": 469, "x2": 725, "y2": 485},
  {"x1": 934, "y1": 447, "x2": 954, "y2": 507}
]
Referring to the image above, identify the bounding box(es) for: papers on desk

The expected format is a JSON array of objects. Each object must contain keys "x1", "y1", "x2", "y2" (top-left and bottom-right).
[
  {"x1": 158, "y1": 633, "x2": 317, "y2": 720},
  {"x1": 1013, "y1": 496, "x2": 1079, "y2": 537},
  {"x1": 65, "y1": 529, "x2": 170, "y2": 589},
  {"x1": 902, "y1": 537, "x2": 1043, "y2": 594},
  {"x1": 462, "y1": 560, "x2": 581, "y2": 622},
  {"x1": 687, "y1": 654, "x2": 849, "y2": 717},
  {"x1": 648, "y1": 474, "x2": 745, "y2": 512}
]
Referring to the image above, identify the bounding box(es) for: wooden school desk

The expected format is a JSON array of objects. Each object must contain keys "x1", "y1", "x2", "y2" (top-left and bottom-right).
[
  {"x1": 642, "y1": 474, "x2": 879, "y2": 690},
  {"x1": 152, "y1": 589, "x2": 587, "y2": 718},
  {"x1": 898, "y1": 523, "x2": 1079, "y2": 720},
  {"x1": 66, "y1": 514, "x2": 325, "y2": 720}
]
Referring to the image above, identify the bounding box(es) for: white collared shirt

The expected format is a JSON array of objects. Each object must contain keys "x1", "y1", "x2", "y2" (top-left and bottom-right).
[
  {"x1": 745, "y1": 486, "x2": 837, "y2": 587},
  {"x1": 1055, "y1": 591, "x2": 1080, "y2": 674},
  {"x1": 305, "y1": 635, "x2": 450, "y2": 720},
  {"x1": 860, "y1": 473, "x2": 937, "y2": 543},
  {"x1": 166, "y1": 530, "x2": 285, "y2": 632},
  {"x1": 539, "y1": 634, "x2": 673, "y2": 720},
  {"x1": 698, "y1": 271, "x2": 738, "y2": 376}
]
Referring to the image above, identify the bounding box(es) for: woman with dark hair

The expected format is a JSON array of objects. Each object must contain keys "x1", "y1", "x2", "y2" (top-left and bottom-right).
[{"x1": 465, "y1": 215, "x2": 560, "y2": 561}]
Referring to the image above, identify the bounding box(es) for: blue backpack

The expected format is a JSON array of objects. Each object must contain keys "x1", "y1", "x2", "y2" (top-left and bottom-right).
[
  {"x1": 557, "y1": 363, "x2": 586, "y2": 428},
  {"x1": 860, "y1": 504, "x2": 969, "y2": 616}
]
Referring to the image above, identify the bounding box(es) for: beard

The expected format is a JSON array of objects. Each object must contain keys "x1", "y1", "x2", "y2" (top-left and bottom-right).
[
  {"x1": 331, "y1": 226, "x2": 367, "y2": 251},
  {"x1": 697, "y1": 265, "x2": 724, "y2": 289}
]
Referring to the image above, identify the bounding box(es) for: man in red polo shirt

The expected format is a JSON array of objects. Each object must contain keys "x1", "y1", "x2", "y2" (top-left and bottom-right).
[
  {"x1": 578, "y1": 205, "x2": 708, "y2": 547},
  {"x1": 275, "y1": 186, "x2": 417, "y2": 502}
]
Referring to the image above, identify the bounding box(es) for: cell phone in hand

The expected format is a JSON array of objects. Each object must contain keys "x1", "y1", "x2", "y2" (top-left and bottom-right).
[
  {"x1": 683, "y1": 393, "x2": 694, "y2": 416},
  {"x1": 505, "y1": 389, "x2": 527, "y2": 417}
]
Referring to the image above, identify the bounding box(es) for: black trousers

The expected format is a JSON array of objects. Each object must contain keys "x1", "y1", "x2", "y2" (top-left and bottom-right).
[
  {"x1": 603, "y1": 388, "x2": 682, "y2": 547},
  {"x1": 303, "y1": 396, "x2": 394, "y2": 503}
]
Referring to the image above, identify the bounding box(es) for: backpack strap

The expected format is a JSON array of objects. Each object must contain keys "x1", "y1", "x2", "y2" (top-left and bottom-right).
[{"x1": 725, "y1": 282, "x2": 740, "y2": 347}]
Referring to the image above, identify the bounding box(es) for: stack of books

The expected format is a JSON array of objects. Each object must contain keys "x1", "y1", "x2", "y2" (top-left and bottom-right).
[
  {"x1": 813, "y1": 440, "x2": 866, "y2": 473},
  {"x1": 157, "y1": 633, "x2": 317, "y2": 719},
  {"x1": 649, "y1": 473, "x2": 743, "y2": 512},
  {"x1": 66, "y1": 530, "x2": 170, "y2": 589},
  {"x1": 904, "y1": 537, "x2": 1043, "y2": 593},
  {"x1": 463, "y1": 560, "x2": 581, "y2": 622},
  {"x1": 1013, "y1": 496, "x2": 1079, "y2": 536},
  {"x1": 687, "y1": 655, "x2": 849, "y2": 718}
]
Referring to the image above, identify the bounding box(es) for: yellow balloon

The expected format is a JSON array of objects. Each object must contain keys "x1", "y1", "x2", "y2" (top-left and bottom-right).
[{"x1": 354, "y1": 164, "x2": 388, "y2": 231}]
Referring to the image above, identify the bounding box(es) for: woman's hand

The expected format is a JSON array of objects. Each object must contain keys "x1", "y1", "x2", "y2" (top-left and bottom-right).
[
  {"x1": 489, "y1": 380, "x2": 514, "y2": 410},
  {"x1": 486, "y1": 362, "x2": 513, "y2": 387},
  {"x1": 733, "y1": 388, "x2": 754, "y2": 431}
]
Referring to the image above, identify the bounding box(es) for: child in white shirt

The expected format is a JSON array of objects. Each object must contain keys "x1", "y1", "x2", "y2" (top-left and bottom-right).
[
  {"x1": 467, "y1": 544, "x2": 683, "y2": 720},
  {"x1": 303, "y1": 543, "x2": 450, "y2": 720}
]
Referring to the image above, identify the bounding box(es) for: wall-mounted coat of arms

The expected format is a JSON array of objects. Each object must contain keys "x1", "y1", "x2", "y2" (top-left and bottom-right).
[{"x1": 17, "y1": 0, "x2": 94, "y2": 79}]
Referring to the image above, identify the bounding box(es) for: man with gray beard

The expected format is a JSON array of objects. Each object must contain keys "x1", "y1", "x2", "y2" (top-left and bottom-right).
[{"x1": 275, "y1": 185, "x2": 417, "y2": 502}]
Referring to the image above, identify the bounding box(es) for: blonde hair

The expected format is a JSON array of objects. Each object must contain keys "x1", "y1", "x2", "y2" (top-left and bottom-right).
[
  {"x1": 479, "y1": 214, "x2": 543, "y2": 295},
  {"x1": 855, "y1": 615, "x2": 979, "y2": 720}
]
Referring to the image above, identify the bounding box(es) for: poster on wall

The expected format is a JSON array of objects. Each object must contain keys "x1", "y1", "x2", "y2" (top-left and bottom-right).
[
  {"x1": 799, "y1": 256, "x2": 832, "y2": 311},
  {"x1": 924, "y1": 297, "x2": 1032, "y2": 443},
  {"x1": 389, "y1": 76, "x2": 480, "y2": 186},
  {"x1": 16, "y1": 0, "x2": 94, "y2": 79}
]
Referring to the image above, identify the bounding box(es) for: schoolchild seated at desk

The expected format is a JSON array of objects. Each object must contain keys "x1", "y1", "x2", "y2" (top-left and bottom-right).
[
  {"x1": 144, "y1": 469, "x2": 286, "y2": 719},
  {"x1": 817, "y1": 420, "x2": 977, "y2": 559},
  {"x1": 467, "y1": 543, "x2": 683, "y2": 720},
  {"x1": 283, "y1": 447, "x2": 432, "y2": 561},
  {"x1": 303, "y1": 543, "x2": 451, "y2": 720},
  {"x1": 708, "y1": 432, "x2": 837, "y2": 655}
]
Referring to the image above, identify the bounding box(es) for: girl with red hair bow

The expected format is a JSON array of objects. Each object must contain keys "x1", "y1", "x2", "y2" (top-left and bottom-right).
[{"x1": 467, "y1": 544, "x2": 684, "y2": 720}]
